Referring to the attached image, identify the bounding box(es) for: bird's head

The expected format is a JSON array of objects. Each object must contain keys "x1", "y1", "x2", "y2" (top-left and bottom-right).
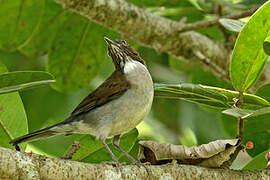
[{"x1": 104, "y1": 37, "x2": 146, "y2": 71}]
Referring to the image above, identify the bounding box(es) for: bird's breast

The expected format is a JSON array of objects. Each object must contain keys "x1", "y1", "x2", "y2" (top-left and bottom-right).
[
  {"x1": 81, "y1": 60, "x2": 154, "y2": 139},
  {"x1": 106, "y1": 60, "x2": 154, "y2": 134}
]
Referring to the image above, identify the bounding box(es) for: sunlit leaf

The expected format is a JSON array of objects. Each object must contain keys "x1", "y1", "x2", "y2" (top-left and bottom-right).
[
  {"x1": 0, "y1": 71, "x2": 55, "y2": 94},
  {"x1": 230, "y1": 1, "x2": 270, "y2": 92},
  {"x1": 179, "y1": 128, "x2": 198, "y2": 147}
]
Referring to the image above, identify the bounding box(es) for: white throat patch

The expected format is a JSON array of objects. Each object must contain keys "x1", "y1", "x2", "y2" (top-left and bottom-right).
[{"x1": 124, "y1": 59, "x2": 146, "y2": 74}]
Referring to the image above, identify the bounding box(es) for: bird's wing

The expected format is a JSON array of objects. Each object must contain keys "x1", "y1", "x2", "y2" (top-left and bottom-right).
[{"x1": 71, "y1": 71, "x2": 130, "y2": 117}]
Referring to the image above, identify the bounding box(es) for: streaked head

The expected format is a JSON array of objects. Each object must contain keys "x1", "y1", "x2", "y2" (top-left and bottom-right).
[{"x1": 104, "y1": 37, "x2": 146, "y2": 71}]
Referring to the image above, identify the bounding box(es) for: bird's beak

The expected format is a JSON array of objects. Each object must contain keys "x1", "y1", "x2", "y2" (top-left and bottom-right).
[{"x1": 104, "y1": 37, "x2": 115, "y2": 46}]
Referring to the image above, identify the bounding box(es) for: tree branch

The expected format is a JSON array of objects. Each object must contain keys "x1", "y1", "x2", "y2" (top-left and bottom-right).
[
  {"x1": 1, "y1": 147, "x2": 269, "y2": 179},
  {"x1": 54, "y1": 0, "x2": 270, "y2": 86},
  {"x1": 180, "y1": 6, "x2": 258, "y2": 32},
  {"x1": 55, "y1": 0, "x2": 229, "y2": 80}
]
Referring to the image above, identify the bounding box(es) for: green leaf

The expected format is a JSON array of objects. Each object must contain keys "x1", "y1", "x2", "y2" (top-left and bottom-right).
[
  {"x1": 230, "y1": 1, "x2": 270, "y2": 92},
  {"x1": 20, "y1": 85, "x2": 93, "y2": 157},
  {"x1": 19, "y1": 0, "x2": 65, "y2": 57},
  {"x1": 190, "y1": 68, "x2": 233, "y2": 90},
  {"x1": 243, "y1": 150, "x2": 269, "y2": 170},
  {"x1": 187, "y1": 0, "x2": 202, "y2": 10},
  {"x1": 47, "y1": 12, "x2": 110, "y2": 93},
  {"x1": 256, "y1": 83, "x2": 270, "y2": 103},
  {"x1": 0, "y1": 71, "x2": 55, "y2": 94},
  {"x1": 242, "y1": 107, "x2": 270, "y2": 119},
  {"x1": 223, "y1": 107, "x2": 270, "y2": 119},
  {"x1": 147, "y1": 7, "x2": 204, "y2": 22},
  {"x1": 222, "y1": 108, "x2": 254, "y2": 118},
  {"x1": 242, "y1": 114, "x2": 270, "y2": 156},
  {"x1": 69, "y1": 129, "x2": 138, "y2": 163},
  {"x1": 118, "y1": 140, "x2": 140, "y2": 162},
  {"x1": 222, "y1": 111, "x2": 270, "y2": 157},
  {"x1": 154, "y1": 83, "x2": 229, "y2": 109},
  {"x1": 0, "y1": 62, "x2": 28, "y2": 149},
  {"x1": 0, "y1": 0, "x2": 45, "y2": 51},
  {"x1": 219, "y1": 18, "x2": 245, "y2": 32},
  {"x1": 204, "y1": 85, "x2": 269, "y2": 109},
  {"x1": 221, "y1": 114, "x2": 238, "y2": 138},
  {"x1": 154, "y1": 83, "x2": 269, "y2": 109},
  {"x1": 179, "y1": 128, "x2": 198, "y2": 147},
  {"x1": 263, "y1": 35, "x2": 270, "y2": 55}
]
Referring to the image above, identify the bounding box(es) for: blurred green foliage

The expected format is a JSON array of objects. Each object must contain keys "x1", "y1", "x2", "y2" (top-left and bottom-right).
[{"x1": 0, "y1": 0, "x2": 269, "y2": 171}]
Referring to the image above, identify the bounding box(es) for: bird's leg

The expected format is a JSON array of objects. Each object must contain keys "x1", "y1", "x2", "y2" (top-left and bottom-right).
[
  {"x1": 112, "y1": 135, "x2": 138, "y2": 164},
  {"x1": 100, "y1": 138, "x2": 120, "y2": 165},
  {"x1": 113, "y1": 135, "x2": 152, "y2": 176}
]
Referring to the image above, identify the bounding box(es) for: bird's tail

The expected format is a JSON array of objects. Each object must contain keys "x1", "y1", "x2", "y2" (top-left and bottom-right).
[{"x1": 9, "y1": 122, "x2": 66, "y2": 146}]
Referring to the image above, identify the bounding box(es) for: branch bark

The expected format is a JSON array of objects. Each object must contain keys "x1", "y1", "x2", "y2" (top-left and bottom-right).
[{"x1": 1, "y1": 147, "x2": 269, "y2": 180}]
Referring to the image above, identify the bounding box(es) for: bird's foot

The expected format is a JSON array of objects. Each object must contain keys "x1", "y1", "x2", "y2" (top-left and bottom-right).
[
  {"x1": 132, "y1": 161, "x2": 152, "y2": 177},
  {"x1": 101, "y1": 160, "x2": 127, "y2": 173}
]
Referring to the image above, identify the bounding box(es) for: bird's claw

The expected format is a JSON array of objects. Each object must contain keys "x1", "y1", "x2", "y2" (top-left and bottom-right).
[{"x1": 132, "y1": 161, "x2": 152, "y2": 177}]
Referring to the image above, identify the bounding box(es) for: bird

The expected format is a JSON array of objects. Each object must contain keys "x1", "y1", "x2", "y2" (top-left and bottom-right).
[{"x1": 10, "y1": 37, "x2": 154, "y2": 165}]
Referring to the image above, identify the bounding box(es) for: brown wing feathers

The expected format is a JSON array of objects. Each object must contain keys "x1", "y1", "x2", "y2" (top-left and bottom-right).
[{"x1": 71, "y1": 70, "x2": 130, "y2": 116}]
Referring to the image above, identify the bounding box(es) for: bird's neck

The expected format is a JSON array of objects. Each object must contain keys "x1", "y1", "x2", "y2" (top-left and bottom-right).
[
  {"x1": 123, "y1": 59, "x2": 147, "y2": 74},
  {"x1": 123, "y1": 60, "x2": 152, "y2": 88}
]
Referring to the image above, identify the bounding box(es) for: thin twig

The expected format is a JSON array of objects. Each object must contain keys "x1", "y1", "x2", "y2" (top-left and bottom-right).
[
  {"x1": 236, "y1": 92, "x2": 244, "y2": 140},
  {"x1": 215, "y1": 5, "x2": 231, "y2": 43},
  {"x1": 179, "y1": 6, "x2": 258, "y2": 32},
  {"x1": 223, "y1": 92, "x2": 245, "y2": 167},
  {"x1": 194, "y1": 51, "x2": 230, "y2": 80},
  {"x1": 61, "y1": 141, "x2": 80, "y2": 159}
]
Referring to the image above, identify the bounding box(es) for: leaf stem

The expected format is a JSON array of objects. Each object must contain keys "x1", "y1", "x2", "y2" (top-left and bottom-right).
[
  {"x1": 223, "y1": 92, "x2": 244, "y2": 167},
  {"x1": 236, "y1": 92, "x2": 244, "y2": 141}
]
